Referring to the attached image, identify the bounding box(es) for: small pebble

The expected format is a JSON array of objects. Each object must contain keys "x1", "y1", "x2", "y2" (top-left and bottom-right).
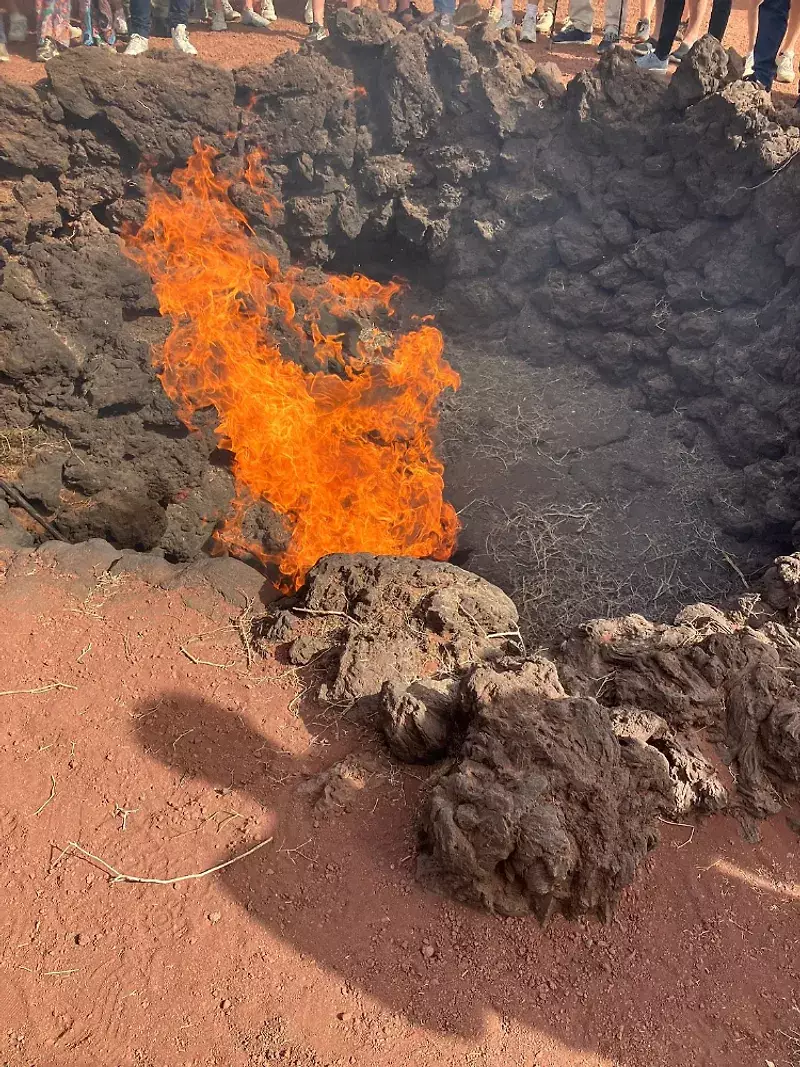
[
  {"x1": 221, "y1": 999, "x2": 231, "y2": 1011},
  {"x1": 421, "y1": 944, "x2": 435, "y2": 959},
  {"x1": 207, "y1": 912, "x2": 222, "y2": 923}
]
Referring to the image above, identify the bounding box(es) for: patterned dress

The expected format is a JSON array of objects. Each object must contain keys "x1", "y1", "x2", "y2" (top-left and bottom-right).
[
  {"x1": 78, "y1": 0, "x2": 116, "y2": 44},
  {"x1": 36, "y1": 0, "x2": 71, "y2": 45}
]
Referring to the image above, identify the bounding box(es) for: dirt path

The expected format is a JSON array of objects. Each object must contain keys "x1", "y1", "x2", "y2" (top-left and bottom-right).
[{"x1": 1, "y1": 556, "x2": 798, "y2": 1067}]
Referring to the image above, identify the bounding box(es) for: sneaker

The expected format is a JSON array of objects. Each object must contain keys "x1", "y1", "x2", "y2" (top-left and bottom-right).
[
  {"x1": 212, "y1": 9, "x2": 227, "y2": 27},
  {"x1": 520, "y1": 11, "x2": 536, "y2": 39},
  {"x1": 488, "y1": 2, "x2": 501, "y2": 19},
  {"x1": 676, "y1": 17, "x2": 687, "y2": 38},
  {"x1": 636, "y1": 49, "x2": 668, "y2": 70},
  {"x1": 260, "y1": 0, "x2": 277, "y2": 18},
  {"x1": 0, "y1": 42, "x2": 9, "y2": 61},
  {"x1": 633, "y1": 15, "x2": 649, "y2": 40},
  {"x1": 241, "y1": 7, "x2": 271, "y2": 25},
  {"x1": 597, "y1": 29, "x2": 618, "y2": 52},
  {"x1": 669, "y1": 40, "x2": 689, "y2": 63},
  {"x1": 304, "y1": 0, "x2": 313, "y2": 21},
  {"x1": 307, "y1": 20, "x2": 328, "y2": 38},
  {"x1": 439, "y1": 11, "x2": 454, "y2": 28},
  {"x1": 8, "y1": 11, "x2": 28, "y2": 40},
  {"x1": 551, "y1": 24, "x2": 591, "y2": 43},
  {"x1": 535, "y1": 7, "x2": 552, "y2": 31},
  {"x1": 222, "y1": 0, "x2": 241, "y2": 15},
  {"x1": 35, "y1": 37, "x2": 60, "y2": 60},
  {"x1": 496, "y1": 9, "x2": 515, "y2": 28},
  {"x1": 632, "y1": 35, "x2": 654, "y2": 54},
  {"x1": 743, "y1": 50, "x2": 754, "y2": 76},
  {"x1": 776, "y1": 49, "x2": 795, "y2": 82},
  {"x1": 744, "y1": 72, "x2": 770, "y2": 90},
  {"x1": 123, "y1": 31, "x2": 149, "y2": 52},
  {"x1": 171, "y1": 22, "x2": 197, "y2": 50},
  {"x1": 113, "y1": 12, "x2": 128, "y2": 33},
  {"x1": 69, "y1": 22, "x2": 82, "y2": 38}
]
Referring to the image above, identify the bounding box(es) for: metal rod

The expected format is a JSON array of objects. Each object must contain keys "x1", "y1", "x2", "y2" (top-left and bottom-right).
[{"x1": 0, "y1": 477, "x2": 68, "y2": 542}]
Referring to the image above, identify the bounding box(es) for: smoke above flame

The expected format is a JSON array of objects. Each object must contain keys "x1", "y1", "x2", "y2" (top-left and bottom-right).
[{"x1": 123, "y1": 141, "x2": 460, "y2": 590}]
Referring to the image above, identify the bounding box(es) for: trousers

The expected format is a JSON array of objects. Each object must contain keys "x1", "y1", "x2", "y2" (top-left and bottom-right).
[
  {"x1": 753, "y1": 0, "x2": 791, "y2": 87},
  {"x1": 129, "y1": 0, "x2": 190, "y2": 35},
  {"x1": 655, "y1": 0, "x2": 732, "y2": 58},
  {"x1": 562, "y1": 0, "x2": 627, "y2": 35}
]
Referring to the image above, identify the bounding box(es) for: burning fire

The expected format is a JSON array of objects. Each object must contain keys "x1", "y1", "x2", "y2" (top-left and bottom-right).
[{"x1": 123, "y1": 142, "x2": 460, "y2": 589}]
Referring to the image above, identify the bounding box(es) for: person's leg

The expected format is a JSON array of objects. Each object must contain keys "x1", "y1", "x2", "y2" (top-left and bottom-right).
[
  {"x1": 0, "y1": 12, "x2": 9, "y2": 59},
  {"x1": 127, "y1": 0, "x2": 149, "y2": 35},
  {"x1": 600, "y1": 0, "x2": 625, "y2": 44},
  {"x1": 678, "y1": 0, "x2": 707, "y2": 43},
  {"x1": 752, "y1": 0, "x2": 790, "y2": 86},
  {"x1": 746, "y1": 0, "x2": 760, "y2": 51},
  {"x1": 706, "y1": 0, "x2": 732, "y2": 41},
  {"x1": 653, "y1": 0, "x2": 685, "y2": 56},
  {"x1": 92, "y1": 0, "x2": 116, "y2": 42},
  {"x1": 551, "y1": 0, "x2": 592, "y2": 40},
  {"x1": 776, "y1": 0, "x2": 800, "y2": 78}
]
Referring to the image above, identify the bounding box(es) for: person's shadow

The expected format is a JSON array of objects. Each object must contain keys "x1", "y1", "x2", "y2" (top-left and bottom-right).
[{"x1": 131, "y1": 688, "x2": 594, "y2": 1047}]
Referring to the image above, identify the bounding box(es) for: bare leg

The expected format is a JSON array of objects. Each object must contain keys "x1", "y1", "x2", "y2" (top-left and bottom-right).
[
  {"x1": 680, "y1": 0, "x2": 709, "y2": 44},
  {"x1": 781, "y1": 0, "x2": 800, "y2": 50},
  {"x1": 312, "y1": 0, "x2": 323, "y2": 18}
]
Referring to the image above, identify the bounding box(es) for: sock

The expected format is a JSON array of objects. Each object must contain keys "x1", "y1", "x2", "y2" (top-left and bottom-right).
[
  {"x1": 525, "y1": 2, "x2": 536, "y2": 13},
  {"x1": 501, "y1": 0, "x2": 513, "y2": 17}
]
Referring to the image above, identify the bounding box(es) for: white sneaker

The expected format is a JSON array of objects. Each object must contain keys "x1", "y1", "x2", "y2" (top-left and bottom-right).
[
  {"x1": 260, "y1": 0, "x2": 277, "y2": 18},
  {"x1": 171, "y1": 23, "x2": 197, "y2": 51},
  {"x1": 488, "y1": 2, "x2": 501, "y2": 19},
  {"x1": 743, "y1": 50, "x2": 754, "y2": 76},
  {"x1": 8, "y1": 11, "x2": 28, "y2": 40},
  {"x1": 439, "y1": 11, "x2": 454, "y2": 28},
  {"x1": 535, "y1": 7, "x2": 552, "y2": 31},
  {"x1": 241, "y1": 7, "x2": 271, "y2": 26},
  {"x1": 114, "y1": 12, "x2": 128, "y2": 33},
  {"x1": 123, "y1": 32, "x2": 149, "y2": 53},
  {"x1": 520, "y1": 11, "x2": 535, "y2": 39},
  {"x1": 776, "y1": 49, "x2": 795, "y2": 82},
  {"x1": 222, "y1": 0, "x2": 242, "y2": 17},
  {"x1": 0, "y1": 42, "x2": 9, "y2": 61},
  {"x1": 496, "y1": 9, "x2": 515, "y2": 28},
  {"x1": 212, "y1": 9, "x2": 227, "y2": 28}
]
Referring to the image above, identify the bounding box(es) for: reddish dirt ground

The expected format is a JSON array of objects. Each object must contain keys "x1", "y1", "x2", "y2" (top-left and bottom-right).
[
  {"x1": 1, "y1": 0, "x2": 797, "y2": 101},
  {"x1": 1, "y1": 555, "x2": 799, "y2": 1067}
]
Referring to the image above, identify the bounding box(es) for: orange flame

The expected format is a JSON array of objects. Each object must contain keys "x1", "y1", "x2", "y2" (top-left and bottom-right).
[{"x1": 123, "y1": 141, "x2": 460, "y2": 590}]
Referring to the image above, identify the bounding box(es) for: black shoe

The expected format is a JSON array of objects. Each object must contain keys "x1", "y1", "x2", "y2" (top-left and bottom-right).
[
  {"x1": 744, "y1": 72, "x2": 770, "y2": 90},
  {"x1": 551, "y1": 24, "x2": 591, "y2": 43}
]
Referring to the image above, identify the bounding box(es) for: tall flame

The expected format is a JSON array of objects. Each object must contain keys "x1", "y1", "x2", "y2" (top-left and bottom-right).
[{"x1": 123, "y1": 142, "x2": 460, "y2": 589}]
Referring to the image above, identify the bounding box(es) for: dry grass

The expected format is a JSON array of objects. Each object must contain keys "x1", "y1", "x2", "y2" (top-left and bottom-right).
[{"x1": 0, "y1": 427, "x2": 58, "y2": 481}]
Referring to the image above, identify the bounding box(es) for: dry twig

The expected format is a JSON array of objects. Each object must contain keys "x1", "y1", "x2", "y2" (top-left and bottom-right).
[
  {"x1": 64, "y1": 836, "x2": 274, "y2": 884},
  {"x1": 0, "y1": 681, "x2": 77, "y2": 697},
  {"x1": 34, "y1": 775, "x2": 57, "y2": 816}
]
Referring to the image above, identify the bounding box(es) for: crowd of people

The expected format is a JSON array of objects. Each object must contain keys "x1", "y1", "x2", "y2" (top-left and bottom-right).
[{"x1": 0, "y1": 0, "x2": 797, "y2": 96}]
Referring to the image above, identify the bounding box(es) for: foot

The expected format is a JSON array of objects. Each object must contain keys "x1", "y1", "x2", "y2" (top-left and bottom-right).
[
  {"x1": 744, "y1": 72, "x2": 770, "y2": 91},
  {"x1": 551, "y1": 24, "x2": 591, "y2": 43},
  {"x1": 636, "y1": 49, "x2": 668, "y2": 70},
  {"x1": 633, "y1": 15, "x2": 649, "y2": 40},
  {"x1": 222, "y1": 0, "x2": 242, "y2": 16},
  {"x1": 113, "y1": 12, "x2": 128, "y2": 33},
  {"x1": 212, "y1": 9, "x2": 227, "y2": 28},
  {"x1": 171, "y1": 23, "x2": 197, "y2": 51},
  {"x1": 304, "y1": 0, "x2": 313, "y2": 21},
  {"x1": 597, "y1": 29, "x2": 618, "y2": 53},
  {"x1": 743, "y1": 50, "x2": 754, "y2": 76},
  {"x1": 123, "y1": 31, "x2": 149, "y2": 52},
  {"x1": 307, "y1": 20, "x2": 329, "y2": 38},
  {"x1": 535, "y1": 7, "x2": 552, "y2": 31},
  {"x1": 632, "y1": 35, "x2": 654, "y2": 55},
  {"x1": 241, "y1": 7, "x2": 271, "y2": 26},
  {"x1": 35, "y1": 37, "x2": 61, "y2": 60},
  {"x1": 69, "y1": 23, "x2": 82, "y2": 39},
  {"x1": 669, "y1": 41, "x2": 689, "y2": 64},
  {"x1": 439, "y1": 11, "x2": 454, "y2": 29},
  {"x1": 488, "y1": 2, "x2": 501, "y2": 19},
  {"x1": 8, "y1": 11, "x2": 28, "y2": 40},
  {"x1": 260, "y1": 0, "x2": 277, "y2": 19},
  {"x1": 519, "y1": 11, "x2": 536, "y2": 39},
  {"x1": 776, "y1": 49, "x2": 795, "y2": 82},
  {"x1": 0, "y1": 42, "x2": 9, "y2": 61},
  {"x1": 676, "y1": 17, "x2": 687, "y2": 38},
  {"x1": 496, "y1": 10, "x2": 516, "y2": 29}
]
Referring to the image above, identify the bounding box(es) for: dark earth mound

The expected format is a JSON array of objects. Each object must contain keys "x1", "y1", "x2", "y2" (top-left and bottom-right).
[{"x1": 3, "y1": 24, "x2": 800, "y2": 631}]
